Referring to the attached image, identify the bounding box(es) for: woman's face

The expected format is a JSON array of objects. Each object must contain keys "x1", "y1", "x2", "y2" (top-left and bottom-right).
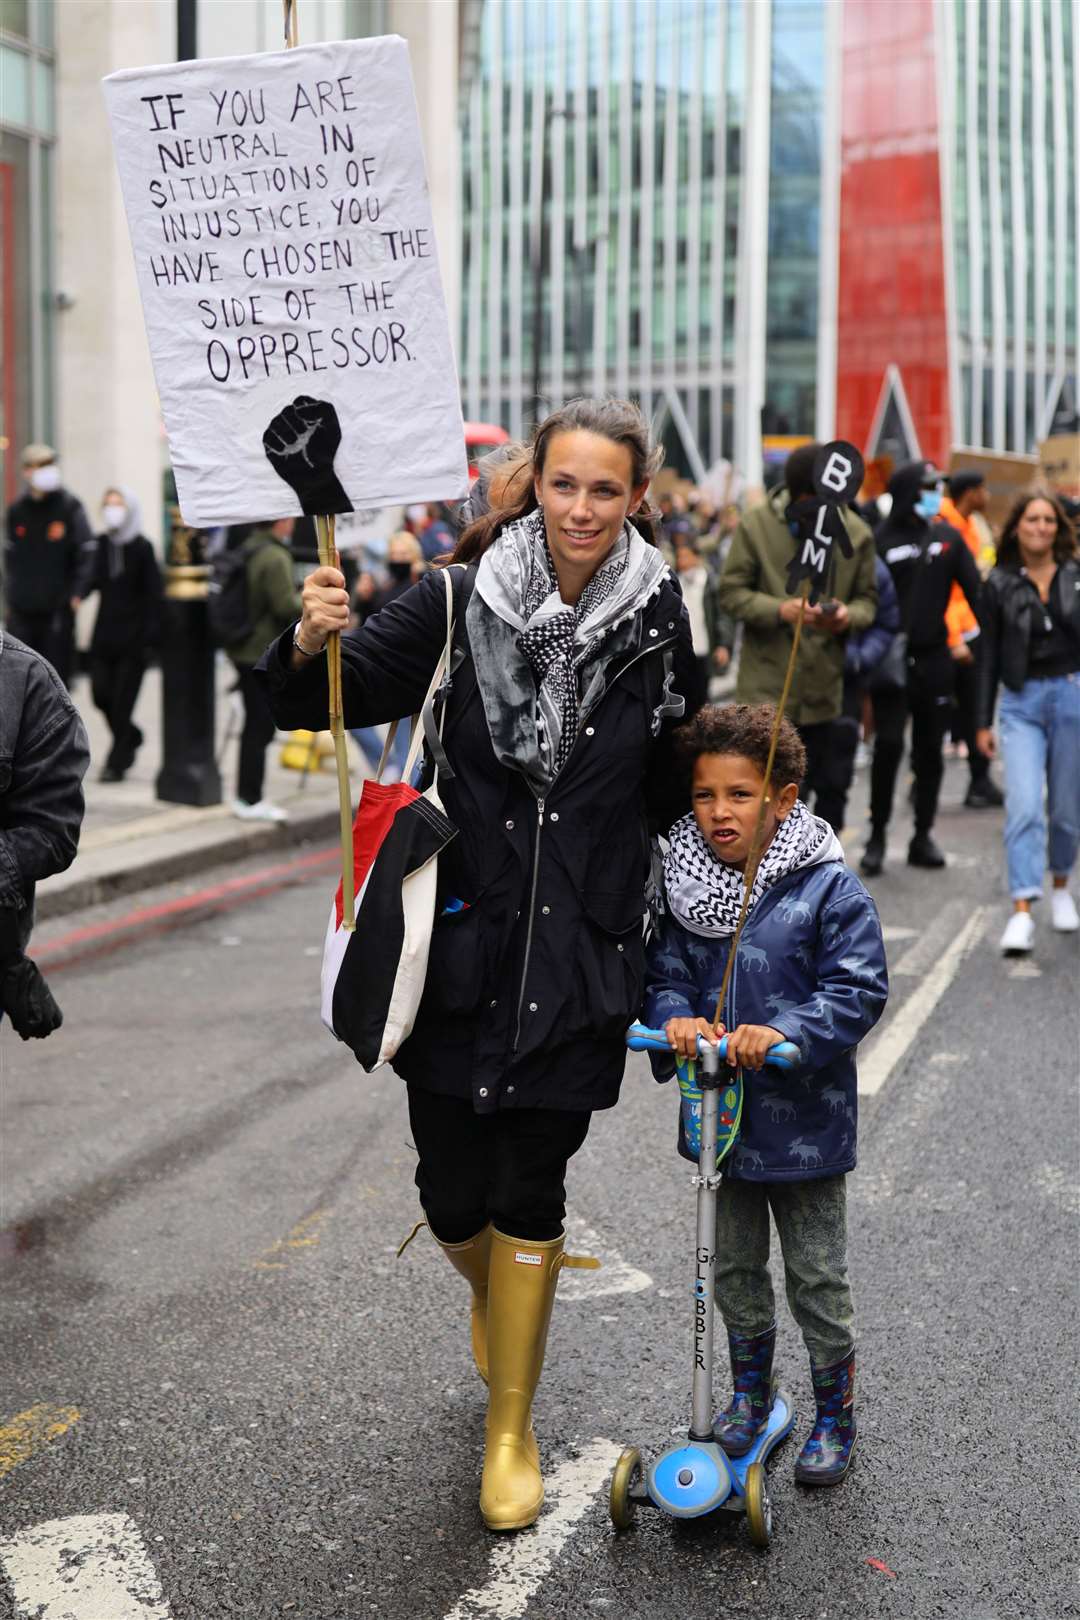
[
  {"x1": 1015, "y1": 498, "x2": 1059, "y2": 563},
  {"x1": 534, "y1": 430, "x2": 647, "y2": 584}
]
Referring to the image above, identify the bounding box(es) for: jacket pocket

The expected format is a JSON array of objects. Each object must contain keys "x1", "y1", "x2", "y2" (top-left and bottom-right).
[
  {"x1": 570, "y1": 888, "x2": 646, "y2": 1038},
  {"x1": 422, "y1": 901, "x2": 486, "y2": 1016}
]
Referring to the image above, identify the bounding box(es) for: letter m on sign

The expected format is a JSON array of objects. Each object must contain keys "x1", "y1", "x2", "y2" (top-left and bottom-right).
[{"x1": 801, "y1": 538, "x2": 828, "y2": 574}]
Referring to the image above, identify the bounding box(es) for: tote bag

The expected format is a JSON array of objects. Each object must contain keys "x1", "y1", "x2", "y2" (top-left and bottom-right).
[{"x1": 321, "y1": 570, "x2": 459, "y2": 1070}]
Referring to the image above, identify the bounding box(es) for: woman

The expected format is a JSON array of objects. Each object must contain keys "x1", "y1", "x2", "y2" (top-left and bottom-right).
[
  {"x1": 256, "y1": 398, "x2": 695, "y2": 1531},
  {"x1": 84, "y1": 486, "x2": 163, "y2": 781},
  {"x1": 976, "y1": 489, "x2": 1080, "y2": 955}
]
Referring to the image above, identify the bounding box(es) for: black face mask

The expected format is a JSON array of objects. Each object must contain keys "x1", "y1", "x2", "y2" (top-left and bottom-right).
[{"x1": 387, "y1": 561, "x2": 412, "y2": 581}]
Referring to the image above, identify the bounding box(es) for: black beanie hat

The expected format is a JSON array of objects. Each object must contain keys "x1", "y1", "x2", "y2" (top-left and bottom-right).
[
  {"x1": 784, "y1": 443, "x2": 821, "y2": 501},
  {"x1": 946, "y1": 470, "x2": 986, "y2": 499}
]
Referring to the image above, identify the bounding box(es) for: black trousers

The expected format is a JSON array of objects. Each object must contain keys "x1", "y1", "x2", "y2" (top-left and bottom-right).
[
  {"x1": 235, "y1": 663, "x2": 277, "y2": 804},
  {"x1": 8, "y1": 607, "x2": 74, "y2": 687},
  {"x1": 90, "y1": 652, "x2": 146, "y2": 773},
  {"x1": 869, "y1": 649, "x2": 954, "y2": 835},
  {"x1": 407, "y1": 1086, "x2": 592, "y2": 1244},
  {"x1": 797, "y1": 719, "x2": 856, "y2": 833}
]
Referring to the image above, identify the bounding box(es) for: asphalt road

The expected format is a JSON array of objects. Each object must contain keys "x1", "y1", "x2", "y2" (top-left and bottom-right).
[{"x1": 2, "y1": 758, "x2": 1077, "y2": 1620}]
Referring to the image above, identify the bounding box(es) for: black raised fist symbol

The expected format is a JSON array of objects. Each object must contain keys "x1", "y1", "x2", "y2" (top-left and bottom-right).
[{"x1": 263, "y1": 396, "x2": 354, "y2": 516}]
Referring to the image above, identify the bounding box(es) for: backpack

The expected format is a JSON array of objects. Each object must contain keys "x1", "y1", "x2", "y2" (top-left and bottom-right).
[{"x1": 207, "y1": 541, "x2": 270, "y2": 649}]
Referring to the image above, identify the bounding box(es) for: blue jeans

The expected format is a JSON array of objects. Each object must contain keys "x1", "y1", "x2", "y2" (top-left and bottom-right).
[
  {"x1": 351, "y1": 721, "x2": 411, "y2": 780},
  {"x1": 999, "y1": 673, "x2": 1080, "y2": 900}
]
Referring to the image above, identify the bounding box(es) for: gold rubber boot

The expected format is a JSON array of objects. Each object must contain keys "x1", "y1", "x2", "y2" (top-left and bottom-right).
[
  {"x1": 434, "y1": 1225, "x2": 492, "y2": 1384},
  {"x1": 480, "y1": 1229, "x2": 599, "y2": 1532}
]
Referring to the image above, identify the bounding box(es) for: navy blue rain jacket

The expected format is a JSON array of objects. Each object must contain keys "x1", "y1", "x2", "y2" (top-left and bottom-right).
[
  {"x1": 643, "y1": 860, "x2": 888, "y2": 1181},
  {"x1": 845, "y1": 556, "x2": 900, "y2": 677}
]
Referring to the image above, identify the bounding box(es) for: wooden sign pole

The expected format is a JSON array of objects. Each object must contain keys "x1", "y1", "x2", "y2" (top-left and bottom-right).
[{"x1": 284, "y1": 0, "x2": 355, "y2": 931}]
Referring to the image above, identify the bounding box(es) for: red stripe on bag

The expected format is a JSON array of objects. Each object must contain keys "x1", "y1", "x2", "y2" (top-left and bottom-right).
[{"x1": 335, "y1": 778, "x2": 421, "y2": 928}]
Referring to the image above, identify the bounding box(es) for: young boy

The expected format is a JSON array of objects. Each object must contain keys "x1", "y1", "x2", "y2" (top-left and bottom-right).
[{"x1": 643, "y1": 703, "x2": 888, "y2": 1484}]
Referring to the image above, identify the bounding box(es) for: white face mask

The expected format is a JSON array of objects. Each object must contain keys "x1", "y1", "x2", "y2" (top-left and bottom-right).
[
  {"x1": 28, "y1": 464, "x2": 61, "y2": 493},
  {"x1": 102, "y1": 503, "x2": 128, "y2": 532}
]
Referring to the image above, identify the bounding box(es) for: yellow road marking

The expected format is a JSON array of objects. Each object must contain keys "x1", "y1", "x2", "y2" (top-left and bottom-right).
[
  {"x1": 253, "y1": 1209, "x2": 331, "y2": 1271},
  {"x1": 0, "y1": 1403, "x2": 81, "y2": 1479}
]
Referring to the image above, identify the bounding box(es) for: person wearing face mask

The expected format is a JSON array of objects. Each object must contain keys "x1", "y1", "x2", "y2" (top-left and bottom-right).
[
  {"x1": 81, "y1": 487, "x2": 164, "y2": 782},
  {"x1": 4, "y1": 444, "x2": 94, "y2": 687},
  {"x1": 349, "y1": 531, "x2": 424, "y2": 780},
  {"x1": 861, "y1": 462, "x2": 982, "y2": 875}
]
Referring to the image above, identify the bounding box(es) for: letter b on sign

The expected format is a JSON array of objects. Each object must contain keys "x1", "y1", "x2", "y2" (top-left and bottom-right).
[
  {"x1": 819, "y1": 452, "x2": 852, "y2": 494},
  {"x1": 812, "y1": 439, "x2": 864, "y2": 505}
]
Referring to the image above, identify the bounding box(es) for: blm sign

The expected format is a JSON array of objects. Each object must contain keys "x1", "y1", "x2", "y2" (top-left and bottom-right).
[{"x1": 104, "y1": 35, "x2": 468, "y2": 526}]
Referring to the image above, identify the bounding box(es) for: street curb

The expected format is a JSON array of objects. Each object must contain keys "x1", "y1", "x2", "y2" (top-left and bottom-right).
[{"x1": 36, "y1": 806, "x2": 342, "y2": 923}]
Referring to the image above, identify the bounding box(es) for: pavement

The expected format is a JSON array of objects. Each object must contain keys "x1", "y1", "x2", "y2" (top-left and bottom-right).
[{"x1": 37, "y1": 661, "x2": 375, "y2": 922}]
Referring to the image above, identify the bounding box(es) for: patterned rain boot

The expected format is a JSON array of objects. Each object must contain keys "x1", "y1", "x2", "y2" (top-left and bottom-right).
[
  {"x1": 794, "y1": 1347, "x2": 857, "y2": 1485},
  {"x1": 712, "y1": 1325, "x2": 776, "y2": 1458}
]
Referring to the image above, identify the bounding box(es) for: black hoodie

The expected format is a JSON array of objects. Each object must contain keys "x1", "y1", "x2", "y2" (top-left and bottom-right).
[{"x1": 875, "y1": 462, "x2": 981, "y2": 657}]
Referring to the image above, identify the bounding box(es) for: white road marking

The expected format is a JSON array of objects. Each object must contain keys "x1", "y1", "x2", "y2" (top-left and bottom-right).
[
  {"x1": 0, "y1": 1513, "x2": 171, "y2": 1620},
  {"x1": 881, "y1": 925, "x2": 917, "y2": 943},
  {"x1": 560, "y1": 1216, "x2": 652, "y2": 1300},
  {"x1": 443, "y1": 1438, "x2": 621, "y2": 1620},
  {"x1": 858, "y1": 907, "x2": 991, "y2": 1097},
  {"x1": 889, "y1": 898, "x2": 973, "y2": 978},
  {"x1": 1007, "y1": 959, "x2": 1043, "y2": 978}
]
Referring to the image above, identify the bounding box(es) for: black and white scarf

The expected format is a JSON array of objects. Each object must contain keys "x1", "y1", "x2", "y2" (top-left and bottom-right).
[
  {"x1": 663, "y1": 799, "x2": 840, "y2": 938},
  {"x1": 472, "y1": 508, "x2": 669, "y2": 787}
]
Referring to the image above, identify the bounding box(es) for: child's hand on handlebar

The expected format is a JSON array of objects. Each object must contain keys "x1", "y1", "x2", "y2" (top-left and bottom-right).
[
  {"x1": 723, "y1": 1023, "x2": 786, "y2": 1071},
  {"x1": 664, "y1": 1017, "x2": 722, "y2": 1063}
]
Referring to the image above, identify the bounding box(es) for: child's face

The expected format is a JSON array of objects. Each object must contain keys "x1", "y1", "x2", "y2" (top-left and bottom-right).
[{"x1": 691, "y1": 753, "x2": 798, "y2": 871}]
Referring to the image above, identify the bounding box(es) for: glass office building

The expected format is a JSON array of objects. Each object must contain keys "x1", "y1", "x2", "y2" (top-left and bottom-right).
[
  {"x1": 0, "y1": 0, "x2": 56, "y2": 507},
  {"x1": 460, "y1": 0, "x2": 824, "y2": 481},
  {"x1": 461, "y1": 0, "x2": 1078, "y2": 483}
]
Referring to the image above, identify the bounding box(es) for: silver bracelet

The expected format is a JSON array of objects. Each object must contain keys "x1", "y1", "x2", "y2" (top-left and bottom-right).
[{"x1": 293, "y1": 624, "x2": 327, "y2": 658}]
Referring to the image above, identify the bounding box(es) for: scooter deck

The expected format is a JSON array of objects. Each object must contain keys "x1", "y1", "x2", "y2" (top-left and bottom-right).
[
  {"x1": 717, "y1": 1389, "x2": 795, "y2": 1507},
  {"x1": 642, "y1": 1391, "x2": 795, "y2": 1519}
]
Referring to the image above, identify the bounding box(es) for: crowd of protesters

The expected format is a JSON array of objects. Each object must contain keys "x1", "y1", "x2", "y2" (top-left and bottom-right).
[{"x1": 3, "y1": 430, "x2": 1078, "y2": 954}]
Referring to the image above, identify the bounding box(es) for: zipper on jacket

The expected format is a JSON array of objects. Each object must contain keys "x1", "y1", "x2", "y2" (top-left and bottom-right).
[{"x1": 513, "y1": 795, "x2": 545, "y2": 1051}]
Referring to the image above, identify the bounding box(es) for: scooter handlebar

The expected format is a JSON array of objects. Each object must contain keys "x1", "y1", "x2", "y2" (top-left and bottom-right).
[{"x1": 626, "y1": 1021, "x2": 800, "y2": 1071}]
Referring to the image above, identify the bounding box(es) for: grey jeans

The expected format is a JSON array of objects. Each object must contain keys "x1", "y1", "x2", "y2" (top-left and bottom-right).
[{"x1": 714, "y1": 1174, "x2": 854, "y2": 1366}]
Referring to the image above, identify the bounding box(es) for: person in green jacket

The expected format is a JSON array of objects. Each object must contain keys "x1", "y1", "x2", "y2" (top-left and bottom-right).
[
  {"x1": 717, "y1": 445, "x2": 877, "y2": 831},
  {"x1": 227, "y1": 519, "x2": 302, "y2": 822}
]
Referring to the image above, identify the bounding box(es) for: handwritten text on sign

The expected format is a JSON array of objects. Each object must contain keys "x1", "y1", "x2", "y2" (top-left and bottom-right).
[{"x1": 104, "y1": 36, "x2": 467, "y2": 524}]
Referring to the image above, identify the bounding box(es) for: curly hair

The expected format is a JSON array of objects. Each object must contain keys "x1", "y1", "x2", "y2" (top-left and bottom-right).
[{"x1": 674, "y1": 703, "x2": 807, "y2": 787}]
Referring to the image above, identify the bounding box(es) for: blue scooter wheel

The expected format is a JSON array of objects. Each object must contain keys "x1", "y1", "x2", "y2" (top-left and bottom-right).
[{"x1": 610, "y1": 1446, "x2": 643, "y2": 1532}]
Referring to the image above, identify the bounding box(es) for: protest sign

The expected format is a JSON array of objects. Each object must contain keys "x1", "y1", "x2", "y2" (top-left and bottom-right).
[{"x1": 103, "y1": 35, "x2": 468, "y2": 526}]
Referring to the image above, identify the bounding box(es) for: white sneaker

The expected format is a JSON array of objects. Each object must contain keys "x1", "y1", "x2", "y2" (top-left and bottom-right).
[
  {"x1": 1000, "y1": 911, "x2": 1035, "y2": 955},
  {"x1": 231, "y1": 798, "x2": 288, "y2": 824},
  {"x1": 1050, "y1": 889, "x2": 1080, "y2": 932}
]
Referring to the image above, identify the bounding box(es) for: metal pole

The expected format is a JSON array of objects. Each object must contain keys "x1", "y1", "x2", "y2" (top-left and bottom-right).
[
  {"x1": 177, "y1": 0, "x2": 197, "y2": 60},
  {"x1": 690, "y1": 1043, "x2": 720, "y2": 1442}
]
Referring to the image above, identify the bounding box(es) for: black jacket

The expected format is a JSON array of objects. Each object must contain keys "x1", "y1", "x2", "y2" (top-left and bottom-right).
[
  {"x1": 976, "y1": 559, "x2": 1080, "y2": 728},
  {"x1": 876, "y1": 465, "x2": 980, "y2": 657},
  {"x1": 256, "y1": 565, "x2": 697, "y2": 1113},
  {"x1": 86, "y1": 535, "x2": 164, "y2": 657},
  {"x1": 0, "y1": 632, "x2": 90, "y2": 948},
  {"x1": 4, "y1": 488, "x2": 94, "y2": 615}
]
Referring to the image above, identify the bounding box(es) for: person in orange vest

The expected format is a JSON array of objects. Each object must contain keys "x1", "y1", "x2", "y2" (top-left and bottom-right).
[{"x1": 941, "y1": 472, "x2": 1003, "y2": 808}]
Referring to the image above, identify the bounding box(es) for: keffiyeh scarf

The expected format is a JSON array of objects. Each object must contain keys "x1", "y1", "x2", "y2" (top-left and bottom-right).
[
  {"x1": 472, "y1": 508, "x2": 669, "y2": 787},
  {"x1": 664, "y1": 799, "x2": 839, "y2": 938}
]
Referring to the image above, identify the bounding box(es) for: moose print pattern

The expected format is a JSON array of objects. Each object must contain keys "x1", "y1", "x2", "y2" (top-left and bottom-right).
[{"x1": 643, "y1": 857, "x2": 888, "y2": 1180}]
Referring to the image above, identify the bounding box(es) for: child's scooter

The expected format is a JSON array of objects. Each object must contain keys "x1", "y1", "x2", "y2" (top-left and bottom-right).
[{"x1": 609, "y1": 1023, "x2": 800, "y2": 1547}]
